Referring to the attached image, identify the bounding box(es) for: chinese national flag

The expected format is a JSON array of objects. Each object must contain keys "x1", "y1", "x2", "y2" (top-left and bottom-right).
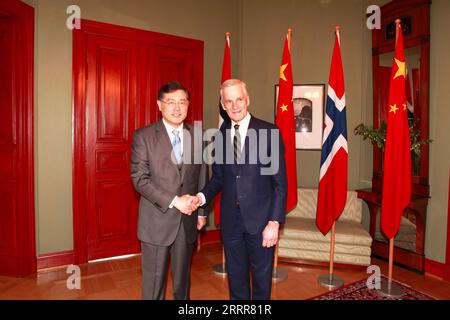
[
  {"x1": 275, "y1": 34, "x2": 298, "y2": 213},
  {"x1": 381, "y1": 23, "x2": 412, "y2": 239},
  {"x1": 214, "y1": 33, "x2": 231, "y2": 226}
]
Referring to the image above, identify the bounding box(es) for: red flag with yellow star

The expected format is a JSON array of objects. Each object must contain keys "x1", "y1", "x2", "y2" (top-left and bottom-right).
[
  {"x1": 381, "y1": 23, "x2": 412, "y2": 239},
  {"x1": 275, "y1": 34, "x2": 298, "y2": 213}
]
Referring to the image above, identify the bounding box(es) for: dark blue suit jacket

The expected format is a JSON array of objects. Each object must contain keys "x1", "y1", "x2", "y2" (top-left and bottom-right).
[{"x1": 201, "y1": 115, "x2": 287, "y2": 236}]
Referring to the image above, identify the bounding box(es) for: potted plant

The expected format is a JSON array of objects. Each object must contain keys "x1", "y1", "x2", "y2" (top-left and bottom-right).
[{"x1": 354, "y1": 119, "x2": 432, "y2": 175}]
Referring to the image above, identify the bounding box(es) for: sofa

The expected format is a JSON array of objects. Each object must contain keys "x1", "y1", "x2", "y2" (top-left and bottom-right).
[{"x1": 278, "y1": 188, "x2": 372, "y2": 267}]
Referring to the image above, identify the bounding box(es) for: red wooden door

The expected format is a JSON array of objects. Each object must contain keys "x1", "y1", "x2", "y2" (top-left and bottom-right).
[
  {"x1": 73, "y1": 20, "x2": 203, "y2": 263},
  {"x1": 0, "y1": 0, "x2": 35, "y2": 277},
  {"x1": 84, "y1": 35, "x2": 139, "y2": 261}
]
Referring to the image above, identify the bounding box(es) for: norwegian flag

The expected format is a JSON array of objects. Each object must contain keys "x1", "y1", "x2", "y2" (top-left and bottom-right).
[{"x1": 316, "y1": 30, "x2": 348, "y2": 236}]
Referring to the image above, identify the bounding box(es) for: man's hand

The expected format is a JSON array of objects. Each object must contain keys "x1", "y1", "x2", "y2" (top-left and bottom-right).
[
  {"x1": 173, "y1": 195, "x2": 200, "y2": 215},
  {"x1": 197, "y1": 216, "x2": 207, "y2": 230},
  {"x1": 262, "y1": 221, "x2": 279, "y2": 248}
]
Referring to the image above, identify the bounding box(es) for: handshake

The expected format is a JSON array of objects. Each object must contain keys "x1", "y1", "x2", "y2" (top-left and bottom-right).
[{"x1": 172, "y1": 194, "x2": 203, "y2": 215}]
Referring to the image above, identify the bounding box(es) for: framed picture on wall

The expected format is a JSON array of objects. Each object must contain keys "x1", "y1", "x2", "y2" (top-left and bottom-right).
[{"x1": 275, "y1": 84, "x2": 325, "y2": 150}]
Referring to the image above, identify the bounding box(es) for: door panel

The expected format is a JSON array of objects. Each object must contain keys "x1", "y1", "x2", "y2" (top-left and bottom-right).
[
  {"x1": 0, "y1": 19, "x2": 14, "y2": 145},
  {"x1": 0, "y1": 0, "x2": 35, "y2": 277},
  {"x1": 85, "y1": 34, "x2": 139, "y2": 260},
  {"x1": 153, "y1": 46, "x2": 194, "y2": 123},
  {"x1": 0, "y1": 20, "x2": 18, "y2": 257},
  {"x1": 0, "y1": 185, "x2": 16, "y2": 256}
]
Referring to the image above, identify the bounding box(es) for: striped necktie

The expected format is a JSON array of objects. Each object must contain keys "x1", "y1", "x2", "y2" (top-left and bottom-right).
[
  {"x1": 233, "y1": 124, "x2": 241, "y2": 164},
  {"x1": 172, "y1": 129, "x2": 182, "y2": 164}
]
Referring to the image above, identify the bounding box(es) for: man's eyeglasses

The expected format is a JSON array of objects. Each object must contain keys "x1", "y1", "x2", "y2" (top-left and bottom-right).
[{"x1": 160, "y1": 99, "x2": 189, "y2": 108}]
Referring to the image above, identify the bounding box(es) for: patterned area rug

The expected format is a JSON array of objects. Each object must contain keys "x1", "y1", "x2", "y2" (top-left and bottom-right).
[{"x1": 311, "y1": 277, "x2": 435, "y2": 300}]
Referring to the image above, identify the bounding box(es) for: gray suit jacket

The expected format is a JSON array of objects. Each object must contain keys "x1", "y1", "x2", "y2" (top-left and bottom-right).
[{"x1": 131, "y1": 120, "x2": 208, "y2": 246}]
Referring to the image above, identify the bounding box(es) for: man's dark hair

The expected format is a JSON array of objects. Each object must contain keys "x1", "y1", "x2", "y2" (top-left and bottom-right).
[{"x1": 158, "y1": 81, "x2": 190, "y2": 101}]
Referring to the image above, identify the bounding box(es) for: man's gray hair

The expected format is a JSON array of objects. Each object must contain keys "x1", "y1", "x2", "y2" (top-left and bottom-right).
[{"x1": 220, "y1": 79, "x2": 249, "y2": 99}]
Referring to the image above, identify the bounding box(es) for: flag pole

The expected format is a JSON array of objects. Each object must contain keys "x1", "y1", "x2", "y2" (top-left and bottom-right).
[
  {"x1": 213, "y1": 241, "x2": 227, "y2": 277},
  {"x1": 213, "y1": 31, "x2": 231, "y2": 278},
  {"x1": 378, "y1": 19, "x2": 405, "y2": 298},
  {"x1": 287, "y1": 27, "x2": 292, "y2": 50},
  {"x1": 388, "y1": 237, "x2": 394, "y2": 284},
  {"x1": 329, "y1": 222, "x2": 336, "y2": 278},
  {"x1": 222, "y1": 31, "x2": 230, "y2": 276},
  {"x1": 318, "y1": 216, "x2": 343, "y2": 289},
  {"x1": 328, "y1": 25, "x2": 339, "y2": 284},
  {"x1": 317, "y1": 26, "x2": 345, "y2": 290},
  {"x1": 272, "y1": 28, "x2": 292, "y2": 283},
  {"x1": 222, "y1": 246, "x2": 226, "y2": 269}
]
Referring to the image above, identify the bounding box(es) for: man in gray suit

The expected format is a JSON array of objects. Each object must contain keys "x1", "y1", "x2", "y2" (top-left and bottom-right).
[{"x1": 131, "y1": 81, "x2": 208, "y2": 300}]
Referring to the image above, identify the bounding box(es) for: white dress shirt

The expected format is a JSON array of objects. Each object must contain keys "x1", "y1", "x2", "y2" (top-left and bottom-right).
[{"x1": 231, "y1": 112, "x2": 251, "y2": 153}]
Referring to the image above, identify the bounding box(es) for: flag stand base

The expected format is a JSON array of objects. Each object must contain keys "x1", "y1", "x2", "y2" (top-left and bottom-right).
[
  {"x1": 377, "y1": 277, "x2": 405, "y2": 298},
  {"x1": 212, "y1": 263, "x2": 227, "y2": 278},
  {"x1": 318, "y1": 273, "x2": 344, "y2": 289},
  {"x1": 272, "y1": 267, "x2": 288, "y2": 282}
]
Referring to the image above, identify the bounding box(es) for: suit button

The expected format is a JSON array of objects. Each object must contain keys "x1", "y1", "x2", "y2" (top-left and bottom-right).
[
  {"x1": 180, "y1": 183, "x2": 184, "y2": 188},
  {"x1": 236, "y1": 175, "x2": 240, "y2": 179}
]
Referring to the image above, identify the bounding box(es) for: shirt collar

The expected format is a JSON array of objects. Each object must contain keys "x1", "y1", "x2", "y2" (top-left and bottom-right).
[
  {"x1": 231, "y1": 112, "x2": 251, "y2": 129},
  {"x1": 162, "y1": 118, "x2": 183, "y2": 135}
]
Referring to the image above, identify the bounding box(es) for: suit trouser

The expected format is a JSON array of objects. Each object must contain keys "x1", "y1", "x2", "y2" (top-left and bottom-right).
[
  {"x1": 222, "y1": 209, "x2": 275, "y2": 300},
  {"x1": 141, "y1": 223, "x2": 194, "y2": 300}
]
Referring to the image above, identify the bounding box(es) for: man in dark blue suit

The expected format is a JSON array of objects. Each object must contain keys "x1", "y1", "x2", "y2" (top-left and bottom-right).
[{"x1": 196, "y1": 79, "x2": 287, "y2": 300}]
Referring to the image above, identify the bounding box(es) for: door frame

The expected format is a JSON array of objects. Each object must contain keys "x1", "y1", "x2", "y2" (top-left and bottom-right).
[
  {"x1": 72, "y1": 19, "x2": 203, "y2": 264},
  {"x1": 0, "y1": 0, "x2": 35, "y2": 276}
]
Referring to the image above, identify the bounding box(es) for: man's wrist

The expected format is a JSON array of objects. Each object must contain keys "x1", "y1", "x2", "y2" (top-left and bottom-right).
[
  {"x1": 169, "y1": 196, "x2": 178, "y2": 209},
  {"x1": 269, "y1": 220, "x2": 280, "y2": 227},
  {"x1": 196, "y1": 193, "x2": 206, "y2": 206}
]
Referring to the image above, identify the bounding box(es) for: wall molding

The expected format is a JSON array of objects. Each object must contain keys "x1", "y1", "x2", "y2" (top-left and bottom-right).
[
  {"x1": 424, "y1": 258, "x2": 448, "y2": 280},
  {"x1": 36, "y1": 229, "x2": 222, "y2": 270},
  {"x1": 37, "y1": 250, "x2": 74, "y2": 270}
]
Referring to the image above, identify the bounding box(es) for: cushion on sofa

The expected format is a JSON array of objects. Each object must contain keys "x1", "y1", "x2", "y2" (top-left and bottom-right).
[
  {"x1": 288, "y1": 188, "x2": 363, "y2": 223},
  {"x1": 278, "y1": 247, "x2": 371, "y2": 266},
  {"x1": 279, "y1": 237, "x2": 371, "y2": 256},
  {"x1": 281, "y1": 217, "x2": 372, "y2": 246}
]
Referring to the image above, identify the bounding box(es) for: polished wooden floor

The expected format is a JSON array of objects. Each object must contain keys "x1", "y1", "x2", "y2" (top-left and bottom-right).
[{"x1": 1, "y1": 242, "x2": 449, "y2": 300}]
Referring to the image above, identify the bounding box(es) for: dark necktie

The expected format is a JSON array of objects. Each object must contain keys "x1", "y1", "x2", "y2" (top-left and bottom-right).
[{"x1": 233, "y1": 124, "x2": 241, "y2": 164}]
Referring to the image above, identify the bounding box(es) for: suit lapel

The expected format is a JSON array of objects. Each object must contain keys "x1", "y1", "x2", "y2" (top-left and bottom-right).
[
  {"x1": 240, "y1": 115, "x2": 257, "y2": 166},
  {"x1": 180, "y1": 123, "x2": 195, "y2": 181},
  {"x1": 221, "y1": 121, "x2": 237, "y2": 174}
]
